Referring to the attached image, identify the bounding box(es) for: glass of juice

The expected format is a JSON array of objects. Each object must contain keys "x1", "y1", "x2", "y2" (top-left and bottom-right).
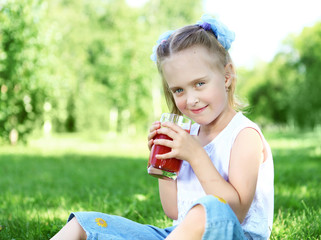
[{"x1": 147, "y1": 113, "x2": 192, "y2": 180}]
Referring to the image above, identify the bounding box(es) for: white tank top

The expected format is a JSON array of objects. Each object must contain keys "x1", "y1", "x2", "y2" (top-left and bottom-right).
[{"x1": 174, "y1": 112, "x2": 274, "y2": 238}]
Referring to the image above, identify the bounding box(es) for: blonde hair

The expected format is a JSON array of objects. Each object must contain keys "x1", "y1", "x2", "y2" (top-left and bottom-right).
[{"x1": 156, "y1": 25, "x2": 241, "y2": 115}]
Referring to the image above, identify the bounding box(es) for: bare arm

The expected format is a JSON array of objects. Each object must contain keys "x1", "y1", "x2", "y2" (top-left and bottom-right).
[
  {"x1": 155, "y1": 123, "x2": 263, "y2": 223},
  {"x1": 190, "y1": 128, "x2": 262, "y2": 222},
  {"x1": 148, "y1": 121, "x2": 178, "y2": 220},
  {"x1": 158, "y1": 179, "x2": 178, "y2": 220}
]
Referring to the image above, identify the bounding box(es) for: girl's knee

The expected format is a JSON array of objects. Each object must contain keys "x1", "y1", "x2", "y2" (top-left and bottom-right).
[
  {"x1": 167, "y1": 205, "x2": 205, "y2": 240},
  {"x1": 199, "y1": 195, "x2": 234, "y2": 220},
  {"x1": 50, "y1": 217, "x2": 87, "y2": 240},
  {"x1": 70, "y1": 217, "x2": 87, "y2": 240},
  {"x1": 185, "y1": 204, "x2": 206, "y2": 235}
]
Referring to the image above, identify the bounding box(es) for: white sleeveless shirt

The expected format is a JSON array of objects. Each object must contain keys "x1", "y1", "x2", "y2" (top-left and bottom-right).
[{"x1": 174, "y1": 112, "x2": 274, "y2": 238}]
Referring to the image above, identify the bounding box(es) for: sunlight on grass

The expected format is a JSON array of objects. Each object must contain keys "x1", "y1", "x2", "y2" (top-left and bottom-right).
[
  {"x1": 26, "y1": 208, "x2": 69, "y2": 222},
  {"x1": 269, "y1": 134, "x2": 320, "y2": 151},
  {"x1": 268, "y1": 129, "x2": 321, "y2": 239},
  {"x1": 272, "y1": 204, "x2": 321, "y2": 239},
  {"x1": 2, "y1": 132, "x2": 149, "y2": 158},
  {"x1": 1, "y1": 130, "x2": 320, "y2": 239},
  {"x1": 309, "y1": 145, "x2": 321, "y2": 157},
  {"x1": 134, "y1": 193, "x2": 148, "y2": 202}
]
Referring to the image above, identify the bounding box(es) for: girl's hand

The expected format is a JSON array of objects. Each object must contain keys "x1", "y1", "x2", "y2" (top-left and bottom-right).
[
  {"x1": 147, "y1": 121, "x2": 161, "y2": 151},
  {"x1": 153, "y1": 121, "x2": 202, "y2": 164}
]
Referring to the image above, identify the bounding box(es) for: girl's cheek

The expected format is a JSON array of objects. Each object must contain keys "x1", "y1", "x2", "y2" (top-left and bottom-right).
[{"x1": 175, "y1": 98, "x2": 186, "y2": 111}]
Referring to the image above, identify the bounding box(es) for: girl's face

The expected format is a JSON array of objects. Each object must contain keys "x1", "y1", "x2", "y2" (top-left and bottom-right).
[{"x1": 162, "y1": 45, "x2": 232, "y2": 126}]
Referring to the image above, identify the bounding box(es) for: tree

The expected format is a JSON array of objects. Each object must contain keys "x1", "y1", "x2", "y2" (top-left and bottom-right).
[
  {"x1": 243, "y1": 21, "x2": 321, "y2": 129},
  {"x1": 0, "y1": 0, "x2": 205, "y2": 141},
  {"x1": 292, "y1": 22, "x2": 321, "y2": 128},
  {"x1": 246, "y1": 53, "x2": 297, "y2": 126},
  {"x1": 0, "y1": 0, "x2": 51, "y2": 143}
]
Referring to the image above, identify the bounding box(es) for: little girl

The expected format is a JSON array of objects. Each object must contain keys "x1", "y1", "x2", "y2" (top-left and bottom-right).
[{"x1": 51, "y1": 14, "x2": 274, "y2": 240}]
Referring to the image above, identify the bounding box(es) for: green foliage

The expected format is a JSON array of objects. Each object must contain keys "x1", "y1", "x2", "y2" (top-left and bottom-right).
[
  {"x1": 48, "y1": 0, "x2": 202, "y2": 135},
  {"x1": 245, "y1": 53, "x2": 297, "y2": 125},
  {"x1": 1, "y1": 0, "x2": 321, "y2": 142},
  {"x1": 0, "y1": 0, "x2": 51, "y2": 142},
  {"x1": 0, "y1": 0, "x2": 203, "y2": 142},
  {"x1": 243, "y1": 22, "x2": 321, "y2": 129},
  {"x1": 292, "y1": 22, "x2": 321, "y2": 128}
]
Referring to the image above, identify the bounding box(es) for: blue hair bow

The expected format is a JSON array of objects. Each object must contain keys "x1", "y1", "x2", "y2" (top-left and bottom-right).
[
  {"x1": 150, "y1": 30, "x2": 174, "y2": 62},
  {"x1": 150, "y1": 14, "x2": 235, "y2": 62},
  {"x1": 197, "y1": 14, "x2": 235, "y2": 50}
]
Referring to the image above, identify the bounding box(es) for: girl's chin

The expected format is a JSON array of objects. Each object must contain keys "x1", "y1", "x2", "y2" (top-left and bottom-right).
[
  {"x1": 182, "y1": 111, "x2": 213, "y2": 125},
  {"x1": 189, "y1": 116, "x2": 213, "y2": 126},
  {"x1": 195, "y1": 120, "x2": 213, "y2": 126}
]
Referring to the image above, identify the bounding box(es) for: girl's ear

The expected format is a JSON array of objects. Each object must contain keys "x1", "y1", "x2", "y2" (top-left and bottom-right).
[{"x1": 224, "y1": 63, "x2": 234, "y2": 89}]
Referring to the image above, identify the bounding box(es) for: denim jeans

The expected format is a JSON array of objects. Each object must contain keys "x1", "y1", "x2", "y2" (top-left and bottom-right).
[{"x1": 68, "y1": 195, "x2": 248, "y2": 240}]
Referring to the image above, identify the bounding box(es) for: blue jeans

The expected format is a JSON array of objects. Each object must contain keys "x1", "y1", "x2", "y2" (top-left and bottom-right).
[{"x1": 68, "y1": 195, "x2": 247, "y2": 240}]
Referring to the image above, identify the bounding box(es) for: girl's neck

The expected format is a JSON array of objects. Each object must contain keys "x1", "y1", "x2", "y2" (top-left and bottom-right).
[{"x1": 198, "y1": 108, "x2": 236, "y2": 146}]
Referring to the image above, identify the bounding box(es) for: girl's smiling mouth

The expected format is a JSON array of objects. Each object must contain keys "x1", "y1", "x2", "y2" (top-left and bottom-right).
[{"x1": 190, "y1": 105, "x2": 208, "y2": 114}]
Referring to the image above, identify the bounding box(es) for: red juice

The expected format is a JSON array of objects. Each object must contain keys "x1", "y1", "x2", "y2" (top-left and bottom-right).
[{"x1": 148, "y1": 129, "x2": 190, "y2": 173}]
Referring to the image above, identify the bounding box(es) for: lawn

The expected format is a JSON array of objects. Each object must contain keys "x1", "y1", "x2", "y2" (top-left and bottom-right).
[{"x1": 0, "y1": 130, "x2": 320, "y2": 239}]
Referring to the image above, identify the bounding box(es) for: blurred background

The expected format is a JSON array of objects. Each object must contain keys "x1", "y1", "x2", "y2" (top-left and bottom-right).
[
  {"x1": 2, "y1": 2, "x2": 321, "y2": 238},
  {"x1": 1, "y1": 0, "x2": 321, "y2": 145}
]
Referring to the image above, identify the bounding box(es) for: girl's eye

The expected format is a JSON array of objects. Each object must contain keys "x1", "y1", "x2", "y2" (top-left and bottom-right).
[
  {"x1": 174, "y1": 88, "x2": 183, "y2": 94},
  {"x1": 196, "y1": 82, "x2": 205, "y2": 87}
]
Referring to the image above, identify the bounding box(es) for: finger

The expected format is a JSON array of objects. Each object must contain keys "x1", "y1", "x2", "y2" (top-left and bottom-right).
[
  {"x1": 147, "y1": 130, "x2": 157, "y2": 141},
  {"x1": 153, "y1": 138, "x2": 173, "y2": 148},
  {"x1": 156, "y1": 150, "x2": 180, "y2": 160},
  {"x1": 156, "y1": 151, "x2": 175, "y2": 160},
  {"x1": 149, "y1": 121, "x2": 161, "y2": 132},
  {"x1": 156, "y1": 127, "x2": 177, "y2": 140},
  {"x1": 148, "y1": 139, "x2": 154, "y2": 151},
  {"x1": 157, "y1": 122, "x2": 189, "y2": 140}
]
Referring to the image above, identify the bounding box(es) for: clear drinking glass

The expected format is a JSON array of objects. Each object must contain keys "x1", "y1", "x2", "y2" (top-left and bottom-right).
[{"x1": 147, "y1": 113, "x2": 192, "y2": 180}]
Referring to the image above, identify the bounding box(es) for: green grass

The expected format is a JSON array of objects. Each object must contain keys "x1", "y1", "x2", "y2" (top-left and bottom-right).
[
  {"x1": 0, "y1": 130, "x2": 320, "y2": 239},
  {"x1": 267, "y1": 130, "x2": 321, "y2": 239}
]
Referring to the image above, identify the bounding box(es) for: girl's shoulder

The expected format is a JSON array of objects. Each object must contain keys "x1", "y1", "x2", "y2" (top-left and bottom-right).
[
  {"x1": 230, "y1": 112, "x2": 263, "y2": 137},
  {"x1": 232, "y1": 113, "x2": 272, "y2": 164},
  {"x1": 189, "y1": 112, "x2": 266, "y2": 148}
]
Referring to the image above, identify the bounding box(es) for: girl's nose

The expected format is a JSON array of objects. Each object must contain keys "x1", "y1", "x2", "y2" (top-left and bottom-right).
[{"x1": 186, "y1": 93, "x2": 200, "y2": 107}]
